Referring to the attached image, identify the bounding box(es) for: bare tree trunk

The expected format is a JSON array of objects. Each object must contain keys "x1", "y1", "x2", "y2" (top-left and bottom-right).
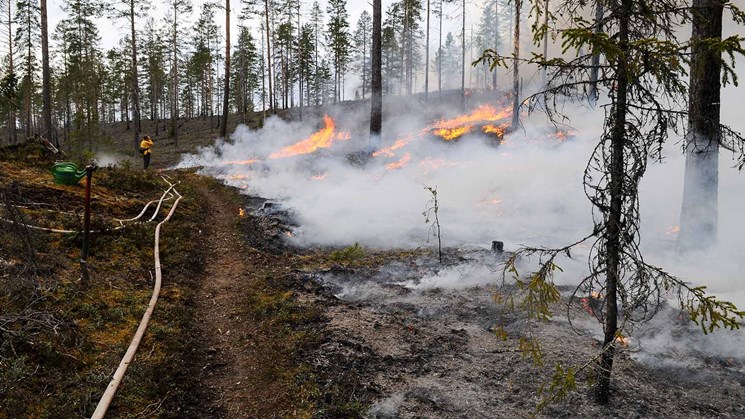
[
  {"x1": 511, "y1": 0, "x2": 520, "y2": 127},
  {"x1": 131, "y1": 0, "x2": 141, "y2": 152},
  {"x1": 438, "y1": 0, "x2": 442, "y2": 96},
  {"x1": 589, "y1": 2, "x2": 604, "y2": 105},
  {"x1": 541, "y1": 0, "x2": 549, "y2": 87},
  {"x1": 460, "y1": 0, "x2": 465, "y2": 110},
  {"x1": 369, "y1": 0, "x2": 382, "y2": 142},
  {"x1": 362, "y1": 27, "x2": 367, "y2": 100},
  {"x1": 171, "y1": 4, "x2": 180, "y2": 147},
  {"x1": 220, "y1": 0, "x2": 230, "y2": 138},
  {"x1": 595, "y1": 0, "x2": 630, "y2": 405},
  {"x1": 260, "y1": 23, "x2": 266, "y2": 119},
  {"x1": 492, "y1": 0, "x2": 498, "y2": 90},
  {"x1": 6, "y1": 2, "x2": 16, "y2": 144},
  {"x1": 24, "y1": 16, "x2": 32, "y2": 139},
  {"x1": 424, "y1": 0, "x2": 430, "y2": 100},
  {"x1": 264, "y1": 1, "x2": 273, "y2": 115},
  {"x1": 678, "y1": 0, "x2": 724, "y2": 252},
  {"x1": 41, "y1": 0, "x2": 52, "y2": 145}
]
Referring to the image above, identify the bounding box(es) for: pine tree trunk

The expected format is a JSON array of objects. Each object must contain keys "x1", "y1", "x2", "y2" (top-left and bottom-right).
[
  {"x1": 220, "y1": 0, "x2": 230, "y2": 138},
  {"x1": 264, "y1": 1, "x2": 273, "y2": 115},
  {"x1": 511, "y1": 0, "x2": 520, "y2": 127},
  {"x1": 369, "y1": 0, "x2": 382, "y2": 140},
  {"x1": 7, "y1": 2, "x2": 16, "y2": 144},
  {"x1": 541, "y1": 0, "x2": 549, "y2": 87},
  {"x1": 131, "y1": 0, "x2": 141, "y2": 153},
  {"x1": 589, "y1": 2, "x2": 604, "y2": 105},
  {"x1": 595, "y1": 0, "x2": 630, "y2": 405},
  {"x1": 172, "y1": 6, "x2": 179, "y2": 148},
  {"x1": 492, "y1": 0, "x2": 498, "y2": 90},
  {"x1": 678, "y1": 0, "x2": 724, "y2": 252},
  {"x1": 438, "y1": 0, "x2": 442, "y2": 96},
  {"x1": 424, "y1": 0, "x2": 430, "y2": 100},
  {"x1": 460, "y1": 0, "x2": 465, "y2": 110}
]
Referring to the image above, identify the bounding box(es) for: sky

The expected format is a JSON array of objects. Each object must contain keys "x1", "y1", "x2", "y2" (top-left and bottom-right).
[{"x1": 47, "y1": 0, "x2": 491, "y2": 53}]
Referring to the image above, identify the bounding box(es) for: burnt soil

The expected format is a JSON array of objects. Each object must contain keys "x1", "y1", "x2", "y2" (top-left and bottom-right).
[{"x1": 179, "y1": 184, "x2": 745, "y2": 418}]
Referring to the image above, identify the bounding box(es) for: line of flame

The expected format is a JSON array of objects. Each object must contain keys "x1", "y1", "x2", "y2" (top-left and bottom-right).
[
  {"x1": 373, "y1": 134, "x2": 417, "y2": 157},
  {"x1": 429, "y1": 104, "x2": 513, "y2": 141},
  {"x1": 223, "y1": 159, "x2": 260, "y2": 165},
  {"x1": 269, "y1": 115, "x2": 350, "y2": 159},
  {"x1": 385, "y1": 153, "x2": 412, "y2": 170}
]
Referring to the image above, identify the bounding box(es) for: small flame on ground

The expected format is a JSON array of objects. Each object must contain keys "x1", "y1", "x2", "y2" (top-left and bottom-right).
[
  {"x1": 581, "y1": 291, "x2": 604, "y2": 316},
  {"x1": 615, "y1": 335, "x2": 630, "y2": 347},
  {"x1": 433, "y1": 125, "x2": 475, "y2": 141},
  {"x1": 385, "y1": 153, "x2": 412, "y2": 170},
  {"x1": 477, "y1": 197, "x2": 502, "y2": 207},
  {"x1": 228, "y1": 173, "x2": 250, "y2": 181},
  {"x1": 269, "y1": 114, "x2": 350, "y2": 159},
  {"x1": 311, "y1": 173, "x2": 327, "y2": 181},
  {"x1": 482, "y1": 124, "x2": 509, "y2": 138},
  {"x1": 664, "y1": 225, "x2": 681, "y2": 235},
  {"x1": 373, "y1": 135, "x2": 416, "y2": 157},
  {"x1": 418, "y1": 158, "x2": 459, "y2": 175},
  {"x1": 285, "y1": 231, "x2": 294, "y2": 237},
  {"x1": 239, "y1": 208, "x2": 245, "y2": 217},
  {"x1": 224, "y1": 159, "x2": 260, "y2": 166}
]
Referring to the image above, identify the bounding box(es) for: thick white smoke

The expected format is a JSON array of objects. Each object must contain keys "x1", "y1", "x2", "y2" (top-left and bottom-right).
[
  {"x1": 178, "y1": 45, "x2": 745, "y2": 365},
  {"x1": 178, "y1": 96, "x2": 744, "y2": 300}
]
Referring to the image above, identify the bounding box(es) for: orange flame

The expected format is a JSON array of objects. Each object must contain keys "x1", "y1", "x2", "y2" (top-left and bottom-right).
[
  {"x1": 429, "y1": 104, "x2": 512, "y2": 141},
  {"x1": 482, "y1": 124, "x2": 509, "y2": 137},
  {"x1": 418, "y1": 158, "x2": 459, "y2": 175},
  {"x1": 477, "y1": 197, "x2": 502, "y2": 207},
  {"x1": 615, "y1": 335, "x2": 630, "y2": 347},
  {"x1": 433, "y1": 125, "x2": 474, "y2": 141},
  {"x1": 239, "y1": 208, "x2": 245, "y2": 217},
  {"x1": 554, "y1": 129, "x2": 576, "y2": 143},
  {"x1": 386, "y1": 153, "x2": 411, "y2": 170},
  {"x1": 311, "y1": 173, "x2": 327, "y2": 181},
  {"x1": 269, "y1": 115, "x2": 350, "y2": 159},
  {"x1": 664, "y1": 225, "x2": 681, "y2": 235},
  {"x1": 224, "y1": 159, "x2": 260, "y2": 165},
  {"x1": 373, "y1": 135, "x2": 416, "y2": 157}
]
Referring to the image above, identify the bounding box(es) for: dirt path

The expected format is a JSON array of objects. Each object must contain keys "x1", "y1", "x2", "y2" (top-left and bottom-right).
[{"x1": 189, "y1": 184, "x2": 261, "y2": 417}]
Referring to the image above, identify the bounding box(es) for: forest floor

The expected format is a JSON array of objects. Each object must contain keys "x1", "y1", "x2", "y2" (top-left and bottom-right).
[{"x1": 3, "y1": 108, "x2": 745, "y2": 417}]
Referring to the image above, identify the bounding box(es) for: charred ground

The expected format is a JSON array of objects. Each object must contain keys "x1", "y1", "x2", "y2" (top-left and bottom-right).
[{"x1": 2, "y1": 107, "x2": 745, "y2": 417}]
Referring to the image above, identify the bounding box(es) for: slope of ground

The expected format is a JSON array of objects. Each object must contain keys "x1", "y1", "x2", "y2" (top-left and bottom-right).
[{"x1": 0, "y1": 140, "x2": 350, "y2": 417}]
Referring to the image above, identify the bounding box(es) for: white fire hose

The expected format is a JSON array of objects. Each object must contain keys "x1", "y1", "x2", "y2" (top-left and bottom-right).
[{"x1": 91, "y1": 188, "x2": 183, "y2": 418}]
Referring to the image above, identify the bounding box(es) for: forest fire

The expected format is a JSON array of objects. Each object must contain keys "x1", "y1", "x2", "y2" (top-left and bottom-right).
[
  {"x1": 385, "y1": 153, "x2": 412, "y2": 170},
  {"x1": 428, "y1": 104, "x2": 512, "y2": 141},
  {"x1": 482, "y1": 124, "x2": 509, "y2": 137},
  {"x1": 418, "y1": 158, "x2": 460, "y2": 175},
  {"x1": 372, "y1": 135, "x2": 416, "y2": 157},
  {"x1": 433, "y1": 125, "x2": 475, "y2": 141},
  {"x1": 665, "y1": 225, "x2": 681, "y2": 235},
  {"x1": 269, "y1": 114, "x2": 350, "y2": 159},
  {"x1": 224, "y1": 159, "x2": 260, "y2": 166}
]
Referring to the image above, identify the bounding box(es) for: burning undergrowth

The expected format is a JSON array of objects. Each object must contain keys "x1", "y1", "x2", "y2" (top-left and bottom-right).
[
  {"x1": 179, "y1": 102, "x2": 587, "y2": 250},
  {"x1": 180, "y1": 101, "x2": 745, "y2": 414}
]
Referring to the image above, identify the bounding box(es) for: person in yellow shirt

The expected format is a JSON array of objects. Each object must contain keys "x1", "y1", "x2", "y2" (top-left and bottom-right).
[{"x1": 139, "y1": 135, "x2": 154, "y2": 170}]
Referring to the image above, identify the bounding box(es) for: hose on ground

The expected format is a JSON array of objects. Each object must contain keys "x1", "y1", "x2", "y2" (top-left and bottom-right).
[{"x1": 91, "y1": 188, "x2": 183, "y2": 418}]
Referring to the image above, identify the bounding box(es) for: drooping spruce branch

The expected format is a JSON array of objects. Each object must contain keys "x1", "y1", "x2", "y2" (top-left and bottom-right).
[{"x1": 480, "y1": 0, "x2": 745, "y2": 409}]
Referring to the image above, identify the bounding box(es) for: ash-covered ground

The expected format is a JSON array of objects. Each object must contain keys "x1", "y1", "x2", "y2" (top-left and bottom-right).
[
  {"x1": 183, "y1": 98, "x2": 745, "y2": 417},
  {"x1": 293, "y1": 248, "x2": 745, "y2": 418}
]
